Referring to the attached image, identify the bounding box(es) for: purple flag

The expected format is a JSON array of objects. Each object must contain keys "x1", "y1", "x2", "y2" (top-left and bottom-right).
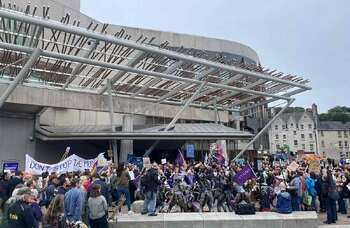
[
  {"x1": 233, "y1": 164, "x2": 257, "y2": 185},
  {"x1": 175, "y1": 150, "x2": 185, "y2": 167}
]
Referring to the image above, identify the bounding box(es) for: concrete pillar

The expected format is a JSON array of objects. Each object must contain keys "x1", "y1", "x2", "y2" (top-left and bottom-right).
[{"x1": 120, "y1": 114, "x2": 133, "y2": 162}]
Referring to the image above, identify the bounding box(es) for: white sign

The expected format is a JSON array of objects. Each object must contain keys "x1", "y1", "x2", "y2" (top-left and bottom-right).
[{"x1": 25, "y1": 153, "x2": 107, "y2": 175}]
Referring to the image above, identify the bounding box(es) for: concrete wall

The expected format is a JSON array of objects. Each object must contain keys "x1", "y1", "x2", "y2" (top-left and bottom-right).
[
  {"x1": 0, "y1": 84, "x2": 229, "y2": 122},
  {"x1": 114, "y1": 212, "x2": 318, "y2": 228},
  {"x1": 0, "y1": 113, "x2": 36, "y2": 169}
]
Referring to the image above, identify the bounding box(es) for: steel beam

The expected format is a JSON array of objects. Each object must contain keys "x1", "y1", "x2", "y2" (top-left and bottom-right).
[
  {"x1": 62, "y1": 40, "x2": 98, "y2": 89},
  {"x1": 131, "y1": 60, "x2": 183, "y2": 98},
  {"x1": 0, "y1": 9, "x2": 311, "y2": 90},
  {"x1": 144, "y1": 81, "x2": 207, "y2": 157},
  {"x1": 239, "y1": 88, "x2": 306, "y2": 112},
  {"x1": 0, "y1": 48, "x2": 41, "y2": 108},
  {"x1": 98, "y1": 51, "x2": 145, "y2": 94},
  {"x1": 0, "y1": 42, "x2": 292, "y2": 101},
  {"x1": 156, "y1": 68, "x2": 215, "y2": 103},
  {"x1": 232, "y1": 98, "x2": 295, "y2": 162}
]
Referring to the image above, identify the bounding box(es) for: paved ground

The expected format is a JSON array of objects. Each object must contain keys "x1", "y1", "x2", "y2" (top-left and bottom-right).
[{"x1": 317, "y1": 212, "x2": 350, "y2": 227}]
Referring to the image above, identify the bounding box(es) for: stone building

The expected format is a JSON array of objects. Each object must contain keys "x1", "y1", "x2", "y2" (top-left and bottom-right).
[
  {"x1": 318, "y1": 121, "x2": 350, "y2": 160},
  {"x1": 268, "y1": 110, "x2": 317, "y2": 154}
]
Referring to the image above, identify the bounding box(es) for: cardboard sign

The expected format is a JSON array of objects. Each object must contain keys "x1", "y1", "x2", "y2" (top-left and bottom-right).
[
  {"x1": 143, "y1": 157, "x2": 151, "y2": 168},
  {"x1": 287, "y1": 161, "x2": 299, "y2": 172},
  {"x1": 308, "y1": 160, "x2": 321, "y2": 174}
]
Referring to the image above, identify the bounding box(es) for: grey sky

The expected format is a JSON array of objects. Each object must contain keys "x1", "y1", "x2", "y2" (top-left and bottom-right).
[{"x1": 81, "y1": 0, "x2": 350, "y2": 113}]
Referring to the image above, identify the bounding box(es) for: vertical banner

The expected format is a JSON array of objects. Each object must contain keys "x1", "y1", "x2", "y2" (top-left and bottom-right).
[{"x1": 186, "y1": 144, "x2": 195, "y2": 159}]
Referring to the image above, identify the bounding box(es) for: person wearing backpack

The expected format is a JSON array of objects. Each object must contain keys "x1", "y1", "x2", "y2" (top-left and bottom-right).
[{"x1": 141, "y1": 163, "x2": 161, "y2": 216}]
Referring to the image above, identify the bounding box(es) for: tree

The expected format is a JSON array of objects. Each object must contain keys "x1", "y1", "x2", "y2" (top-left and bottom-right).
[{"x1": 319, "y1": 106, "x2": 350, "y2": 123}]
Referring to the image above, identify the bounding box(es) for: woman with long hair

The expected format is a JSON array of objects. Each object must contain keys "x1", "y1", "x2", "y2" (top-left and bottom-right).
[
  {"x1": 324, "y1": 170, "x2": 338, "y2": 224},
  {"x1": 112, "y1": 163, "x2": 132, "y2": 214},
  {"x1": 43, "y1": 194, "x2": 65, "y2": 228},
  {"x1": 88, "y1": 184, "x2": 108, "y2": 228}
]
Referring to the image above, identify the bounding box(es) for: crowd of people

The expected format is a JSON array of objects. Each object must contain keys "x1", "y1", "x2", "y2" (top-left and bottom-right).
[{"x1": 0, "y1": 155, "x2": 350, "y2": 227}]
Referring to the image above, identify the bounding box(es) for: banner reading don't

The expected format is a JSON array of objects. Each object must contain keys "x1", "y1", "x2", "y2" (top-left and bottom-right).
[{"x1": 25, "y1": 153, "x2": 107, "y2": 175}]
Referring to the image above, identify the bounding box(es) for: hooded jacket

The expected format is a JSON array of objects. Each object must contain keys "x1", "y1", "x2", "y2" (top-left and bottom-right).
[{"x1": 276, "y1": 191, "x2": 292, "y2": 214}]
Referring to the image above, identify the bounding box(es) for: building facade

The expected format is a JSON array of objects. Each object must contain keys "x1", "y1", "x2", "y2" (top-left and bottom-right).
[
  {"x1": 268, "y1": 110, "x2": 317, "y2": 154},
  {"x1": 318, "y1": 121, "x2": 350, "y2": 160}
]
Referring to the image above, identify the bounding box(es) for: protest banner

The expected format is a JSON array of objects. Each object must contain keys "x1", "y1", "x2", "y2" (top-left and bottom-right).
[
  {"x1": 233, "y1": 164, "x2": 257, "y2": 185},
  {"x1": 25, "y1": 153, "x2": 107, "y2": 175}
]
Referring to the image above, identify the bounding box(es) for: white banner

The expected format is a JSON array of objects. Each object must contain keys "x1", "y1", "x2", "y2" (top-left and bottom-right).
[{"x1": 25, "y1": 153, "x2": 107, "y2": 175}]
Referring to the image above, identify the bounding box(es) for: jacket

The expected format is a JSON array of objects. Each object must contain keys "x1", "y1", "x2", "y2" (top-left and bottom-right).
[
  {"x1": 64, "y1": 188, "x2": 83, "y2": 222},
  {"x1": 8, "y1": 200, "x2": 38, "y2": 228},
  {"x1": 276, "y1": 192, "x2": 292, "y2": 214},
  {"x1": 305, "y1": 177, "x2": 317, "y2": 197},
  {"x1": 142, "y1": 168, "x2": 161, "y2": 193}
]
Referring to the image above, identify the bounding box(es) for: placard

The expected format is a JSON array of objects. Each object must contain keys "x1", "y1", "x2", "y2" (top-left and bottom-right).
[
  {"x1": 308, "y1": 160, "x2": 321, "y2": 174},
  {"x1": 186, "y1": 144, "x2": 195, "y2": 158},
  {"x1": 3, "y1": 161, "x2": 19, "y2": 173},
  {"x1": 143, "y1": 157, "x2": 151, "y2": 168}
]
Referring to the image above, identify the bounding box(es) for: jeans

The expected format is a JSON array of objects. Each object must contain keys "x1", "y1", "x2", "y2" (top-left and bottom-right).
[
  {"x1": 291, "y1": 195, "x2": 301, "y2": 211},
  {"x1": 115, "y1": 187, "x2": 131, "y2": 211},
  {"x1": 142, "y1": 191, "x2": 157, "y2": 215},
  {"x1": 337, "y1": 191, "x2": 347, "y2": 214},
  {"x1": 89, "y1": 215, "x2": 108, "y2": 228},
  {"x1": 326, "y1": 197, "x2": 337, "y2": 223}
]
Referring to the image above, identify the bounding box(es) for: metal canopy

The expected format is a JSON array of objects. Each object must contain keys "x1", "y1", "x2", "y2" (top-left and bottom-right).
[
  {"x1": 36, "y1": 123, "x2": 254, "y2": 141},
  {"x1": 0, "y1": 5, "x2": 311, "y2": 112}
]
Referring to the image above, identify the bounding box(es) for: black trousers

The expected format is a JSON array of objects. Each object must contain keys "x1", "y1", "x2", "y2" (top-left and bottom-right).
[{"x1": 89, "y1": 215, "x2": 108, "y2": 228}]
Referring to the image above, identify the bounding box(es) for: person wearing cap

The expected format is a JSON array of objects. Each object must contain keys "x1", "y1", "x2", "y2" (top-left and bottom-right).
[
  {"x1": 7, "y1": 187, "x2": 38, "y2": 228},
  {"x1": 276, "y1": 182, "x2": 292, "y2": 214}
]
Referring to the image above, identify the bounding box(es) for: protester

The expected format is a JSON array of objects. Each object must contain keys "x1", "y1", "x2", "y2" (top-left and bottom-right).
[
  {"x1": 88, "y1": 173, "x2": 109, "y2": 203},
  {"x1": 276, "y1": 182, "x2": 292, "y2": 214},
  {"x1": 7, "y1": 187, "x2": 38, "y2": 228},
  {"x1": 324, "y1": 170, "x2": 338, "y2": 224},
  {"x1": 43, "y1": 194, "x2": 65, "y2": 228},
  {"x1": 64, "y1": 178, "x2": 83, "y2": 224},
  {"x1": 111, "y1": 163, "x2": 132, "y2": 215},
  {"x1": 141, "y1": 163, "x2": 161, "y2": 216},
  {"x1": 87, "y1": 184, "x2": 108, "y2": 228}
]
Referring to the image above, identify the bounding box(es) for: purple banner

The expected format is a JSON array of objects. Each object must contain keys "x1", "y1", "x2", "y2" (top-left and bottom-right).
[{"x1": 233, "y1": 164, "x2": 257, "y2": 185}]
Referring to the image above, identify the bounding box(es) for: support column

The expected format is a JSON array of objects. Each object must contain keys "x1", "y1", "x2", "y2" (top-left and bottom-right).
[
  {"x1": 120, "y1": 114, "x2": 134, "y2": 162},
  {"x1": 107, "y1": 79, "x2": 118, "y2": 164}
]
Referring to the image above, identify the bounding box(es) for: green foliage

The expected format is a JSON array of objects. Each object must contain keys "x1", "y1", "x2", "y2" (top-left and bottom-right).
[
  {"x1": 319, "y1": 106, "x2": 350, "y2": 123},
  {"x1": 273, "y1": 106, "x2": 305, "y2": 113}
]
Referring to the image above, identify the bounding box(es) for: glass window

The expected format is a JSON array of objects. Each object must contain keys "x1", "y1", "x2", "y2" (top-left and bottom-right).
[
  {"x1": 347, "y1": 152, "x2": 349, "y2": 158},
  {"x1": 276, "y1": 144, "x2": 280, "y2": 150},
  {"x1": 294, "y1": 140, "x2": 298, "y2": 146},
  {"x1": 275, "y1": 125, "x2": 278, "y2": 130},
  {"x1": 291, "y1": 123, "x2": 294, "y2": 127},
  {"x1": 344, "y1": 131, "x2": 348, "y2": 138},
  {"x1": 322, "y1": 151, "x2": 326, "y2": 157},
  {"x1": 302, "y1": 144, "x2": 305, "y2": 150},
  {"x1": 345, "y1": 141, "x2": 348, "y2": 148},
  {"x1": 282, "y1": 125, "x2": 286, "y2": 130},
  {"x1": 339, "y1": 141, "x2": 343, "y2": 148},
  {"x1": 308, "y1": 124, "x2": 312, "y2": 129},
  {"x1": 301, "y1": 134, "x2": 305, "y2": 139},
  {"x1": 296, "y1": 123, "x2": 299, "y2": 129},
  {"x1": 309, "y1": 133, "x2": 313, "y2": 139},
  {"x1": 293, "y1": 131, "x2": 297, "y2": 135},
  {"x1": 310, "y1": 144, "x2": 314, "y2": 151},
  {"x1": 275, "y1": 134, "x2": 279, "y2": 139},
  {"x1": 283, "y1": 135, "x2": 286, "y2": 139},
  {"x1": 301, "y1": 124, "x2": 304, "y2": 130}
]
